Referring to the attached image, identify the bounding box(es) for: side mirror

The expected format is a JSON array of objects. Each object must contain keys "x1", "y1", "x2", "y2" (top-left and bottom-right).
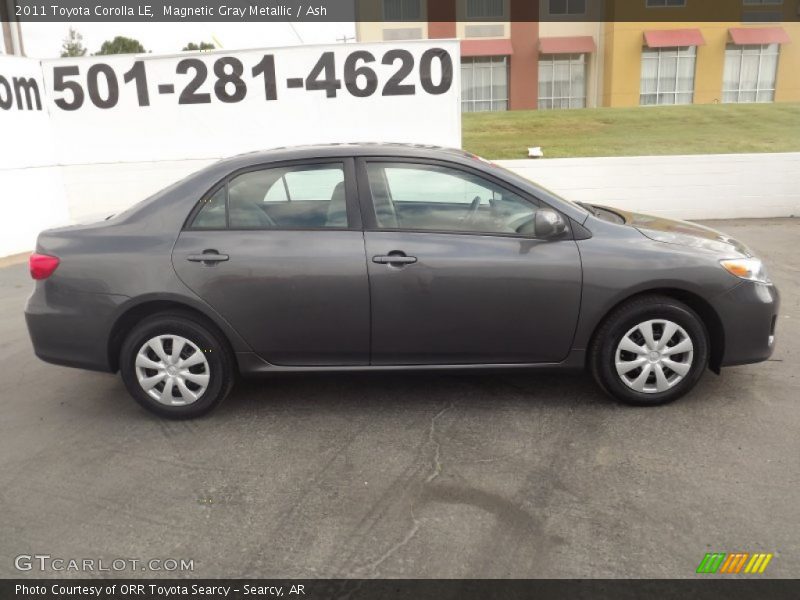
[{"x1": 534, "y1": 209, "x2": 567, "y2": 239}]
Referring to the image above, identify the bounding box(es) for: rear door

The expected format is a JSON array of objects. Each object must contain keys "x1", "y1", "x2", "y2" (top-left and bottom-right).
[
  {"x1": 172, "y1": 158, "x2": 370, "y2": 366},
  {"x1": 357, "y1": 158, "x2": 582, "y2": 366}
]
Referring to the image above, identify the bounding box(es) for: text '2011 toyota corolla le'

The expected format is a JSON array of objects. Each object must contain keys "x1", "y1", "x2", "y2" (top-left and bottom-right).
[{"x1": 25, "y1": 145, "x2": 779, "y2": 418}]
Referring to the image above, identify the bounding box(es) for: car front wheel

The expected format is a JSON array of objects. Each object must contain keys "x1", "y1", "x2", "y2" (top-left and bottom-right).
[
  {"x1": 120, "y1": 312, "x2": 234, "y2": 418},
  {"x1": 590, "y1": 295, "x2": 709, "y2": 406}
]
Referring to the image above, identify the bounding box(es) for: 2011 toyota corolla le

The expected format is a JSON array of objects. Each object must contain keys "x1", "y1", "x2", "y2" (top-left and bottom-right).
[{"x1": 25, "y1": 144, "x2": 779, "y2": 418}]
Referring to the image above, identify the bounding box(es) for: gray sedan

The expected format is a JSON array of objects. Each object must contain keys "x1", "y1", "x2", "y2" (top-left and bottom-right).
[{"x1": 25, "y1": 145, "x2": 779, "y2": 418}]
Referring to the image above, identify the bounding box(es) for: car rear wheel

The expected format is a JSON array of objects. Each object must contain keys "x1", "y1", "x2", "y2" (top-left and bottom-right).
[
  {"x1": 590, "y1": 295, "x2": 709, "y2": 406},
  {"x1": 120, "y1": 313, "x2": 234, "y2": 418}
]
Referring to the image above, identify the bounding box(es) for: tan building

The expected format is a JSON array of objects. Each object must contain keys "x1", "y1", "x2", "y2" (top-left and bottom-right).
[
  {"x1": 357, "y1": 0, "x2": 539, "y2": 111},
  {"x1": 603, "y1": 21, "x2": 800, "y2": 107},
  {"x1": 358, "y1": 0, "x2": 800, "y2": 111}
]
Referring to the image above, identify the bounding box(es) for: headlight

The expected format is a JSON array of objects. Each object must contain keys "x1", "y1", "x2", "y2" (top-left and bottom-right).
[{"x1": 720, "y1": 258, "x2": 771, "y2": 284}]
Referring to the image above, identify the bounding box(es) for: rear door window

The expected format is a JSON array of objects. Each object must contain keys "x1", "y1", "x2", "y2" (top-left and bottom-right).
[{"x1": 190, "y1": 163, "x2": 349, "y2": 230}]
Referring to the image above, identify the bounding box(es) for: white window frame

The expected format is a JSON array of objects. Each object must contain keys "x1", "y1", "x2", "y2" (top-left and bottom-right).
[
  {"x1": 640, "y1": 46, "x2": 697, "y2": 105},
  {"x1": 461, "y1": 56, "x2": 509, "y2": 113},
  {"x1": 722, "y1": 43, "x2": 780, "y2": 103},
  {"x1": 538, "y1": 53, "x2": 588, "y2": 110}
]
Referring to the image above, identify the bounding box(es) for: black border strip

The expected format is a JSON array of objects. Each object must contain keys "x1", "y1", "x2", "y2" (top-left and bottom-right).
[
  {"x1": 4, "y1": 0, "x2": 799, "y2": 23},
  {"x1": 3, "y1": 579, "x2": 800, "y2": 600}
]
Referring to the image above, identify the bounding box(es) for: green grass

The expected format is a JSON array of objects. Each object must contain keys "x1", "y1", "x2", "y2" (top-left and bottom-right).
[{"x1": 462, "y1": 102, "x2": 800, "y2": 159}]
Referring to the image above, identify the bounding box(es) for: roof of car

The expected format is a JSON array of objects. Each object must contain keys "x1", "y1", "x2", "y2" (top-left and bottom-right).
[{"x1": 220, "y1": 143, "x2": 481, "y2": 169}]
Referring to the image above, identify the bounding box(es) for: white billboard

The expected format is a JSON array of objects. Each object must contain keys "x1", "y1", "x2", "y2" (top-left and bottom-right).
[{"x1": 40, "y1": 40, "x2": 462, "y2": 164}]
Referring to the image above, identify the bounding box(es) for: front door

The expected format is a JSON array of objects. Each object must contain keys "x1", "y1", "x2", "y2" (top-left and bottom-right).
[
  {"x1": 172, "y1": 158, "x2": 370, "y2": 366},
  {"x1": 358, "y1": 159, "x2": 582, "y2": 365}
]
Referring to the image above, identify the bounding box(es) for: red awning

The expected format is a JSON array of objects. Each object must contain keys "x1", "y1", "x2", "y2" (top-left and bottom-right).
[
  {"x1": 729, "y1": 27, "x2": 791, "y2": 45},
  {"x1": 644, "y1": 29, "x2": 705, "y2": 48},
  {"x1": 460, "y1": 39, "x2": 514, "y2": 58},
  {"x1": 539, "y1": 36, "x2": 597, "y2": 54}
]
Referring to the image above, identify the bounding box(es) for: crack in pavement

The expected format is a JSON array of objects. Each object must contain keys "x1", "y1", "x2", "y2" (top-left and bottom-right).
[
  {"x1": 354, "y1": 402, "x2": 454, "y2": 576},
  {"x1": 425, "y1": 403, "x2": 450, "y2": 483}
]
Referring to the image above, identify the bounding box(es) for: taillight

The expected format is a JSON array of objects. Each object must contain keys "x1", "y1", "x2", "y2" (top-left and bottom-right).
[{"x1": 29, "y1": 253, "x2": 60, "y2": 280}]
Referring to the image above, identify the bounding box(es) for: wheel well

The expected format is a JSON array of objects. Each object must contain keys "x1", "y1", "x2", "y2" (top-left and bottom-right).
[
  {"x1": 107, "y1": 300, "x2": 234, "y2": 373},
  {"x1": 588, "y1": 288, "x2": 725, "y2": 374}
]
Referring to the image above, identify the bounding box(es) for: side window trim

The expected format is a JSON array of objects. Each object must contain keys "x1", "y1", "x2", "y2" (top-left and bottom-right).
[
  {"x1": 185, "y1": 157, "x2": 361, "y2": 231},
  {"x1": 355, "y1": 157, "x2": 565, "y2": 239},
  {"x1": 224, "y1": 180, "x2": 230, "y2": 229},
  {"x1": 281, "y1": 175, "x2": 292, "y2": 202}
]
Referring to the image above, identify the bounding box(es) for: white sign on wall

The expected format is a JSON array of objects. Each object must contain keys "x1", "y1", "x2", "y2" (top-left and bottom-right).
[
  {"x1": 40, "y1": 40, "x2": 462, "y2": 164},
  {"x1": 0, "y1": 55, "x2": 57, "y2": 168},
  {"x1": 0, "y1": 56, "x2": 69, "y2": 257}
]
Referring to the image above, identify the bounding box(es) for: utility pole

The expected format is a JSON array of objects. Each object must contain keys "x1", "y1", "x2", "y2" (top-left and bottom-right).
[{"x1": 1, "y1": 0, "x2": 25, "y2": 55}]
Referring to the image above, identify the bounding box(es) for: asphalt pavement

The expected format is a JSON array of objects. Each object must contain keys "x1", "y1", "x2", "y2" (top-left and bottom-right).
[{"x1": 0, "y1": 218, "x2": 797, "y2": 579}]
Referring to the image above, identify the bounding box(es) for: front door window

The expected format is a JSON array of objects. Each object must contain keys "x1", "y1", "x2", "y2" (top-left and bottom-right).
[{"x1": 365, "y1": 162, "x2": 542, "y2": 236}]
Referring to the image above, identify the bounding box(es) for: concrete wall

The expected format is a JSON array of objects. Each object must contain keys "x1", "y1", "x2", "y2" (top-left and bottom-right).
[
  {"x1": 64, "y1": 152, "x2": 800, "y2": 226},
  {"x1": 60, "y1": 160, "x2": 217, "y2": 223},
  {"x1": 498, "y1": 152, "x2": 800, "y2": 220},
  {"x1": 4, "y1": 152, "x2": 798, "y2": 258},
  {"x1": 0, "y1": 56, "x2": 71, "y2": 258}
]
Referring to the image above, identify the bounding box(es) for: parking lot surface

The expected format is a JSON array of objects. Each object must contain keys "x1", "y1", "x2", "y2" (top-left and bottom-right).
[{"x1": 0, "y1": 218, "x2": 797, "y2": 578}]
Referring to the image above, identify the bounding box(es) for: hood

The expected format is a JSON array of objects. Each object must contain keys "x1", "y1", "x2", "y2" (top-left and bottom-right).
[{"x1": 598, "y1": 206, "x2": 753, "y2": 257}]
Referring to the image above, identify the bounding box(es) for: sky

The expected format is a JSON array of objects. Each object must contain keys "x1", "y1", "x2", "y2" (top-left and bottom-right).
[{"x1": 20, "y1": 22, "x2": 358, "y2": 58}]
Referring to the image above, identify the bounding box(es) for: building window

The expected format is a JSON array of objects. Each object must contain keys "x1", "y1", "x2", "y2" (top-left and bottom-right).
[
  {"x1": 722, "y1": 43, "x2": 779, "y2": 103},
  {"x1": 383, "y1": 0, "x2": 421, "y2": 21},
  {"x1": 466, "y1": 0, "x2": 505, "y2": 19},
  {"x1": 461, "y1": 56, "x2": 509, "y2": 112},
  {"x1": 742, "y1": 0, "x2": 782, "y2": 5},
  {"x1": 646, "y1": 0, "x2": 687, "y2": 7},
  {"x1": 640, "y1": 46, "x2": 696, "y2": 105},
  {"x1": 539, "y1": 54, "x2": 587, "y2": 109},
  {"x1": 549, "y1": 0, "x2": 587, "y2": 15}
]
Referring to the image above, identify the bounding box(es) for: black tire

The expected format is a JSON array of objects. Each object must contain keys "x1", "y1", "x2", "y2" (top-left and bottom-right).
[
  {"x1": 120, "y1": 312, "x2": 235, "y2": 418},
  {"x1": 589, "y1": 295, "x2": 709, "y2": 406}
]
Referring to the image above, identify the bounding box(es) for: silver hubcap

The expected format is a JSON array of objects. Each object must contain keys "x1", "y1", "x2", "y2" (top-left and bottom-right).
[
  {"x1": 615, "y1": 319, "x2": 694, "y2": 394},
  {"x1": 135, "y1": 335, "x2": 210, "y2": 406}
]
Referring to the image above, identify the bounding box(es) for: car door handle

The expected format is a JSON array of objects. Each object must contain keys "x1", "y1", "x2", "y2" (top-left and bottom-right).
[
  {"x1": 187, "y1": 252, "x2": 229, "y2": 264},
  {"x1": 373, "y1": 253, "x2": 418, "y2": 266}
]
